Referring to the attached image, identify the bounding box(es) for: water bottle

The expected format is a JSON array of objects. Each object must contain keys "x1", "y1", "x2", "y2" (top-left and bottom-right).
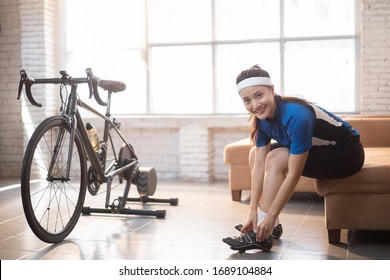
[{"x1": 86, "y1": 123, "x2": 100, "y2": 152}]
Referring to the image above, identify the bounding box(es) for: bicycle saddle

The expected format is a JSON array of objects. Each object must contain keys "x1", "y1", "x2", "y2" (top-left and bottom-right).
[{"x1": 98, "y1": 80, "x2": 126, "y2": 93}]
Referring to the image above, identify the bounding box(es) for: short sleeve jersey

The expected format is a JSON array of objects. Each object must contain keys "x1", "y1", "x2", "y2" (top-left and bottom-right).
[{"x1": 255, "y1": 96, "x2": 359, "y2": 154}]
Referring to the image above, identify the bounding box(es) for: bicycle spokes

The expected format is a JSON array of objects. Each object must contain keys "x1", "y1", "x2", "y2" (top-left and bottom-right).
[
  {"x1": 29, "y1": 180, "x2": 79, "y2": 233},
  {"x1": 21, "y1": 117, "x2": 86, "y2": 243}
]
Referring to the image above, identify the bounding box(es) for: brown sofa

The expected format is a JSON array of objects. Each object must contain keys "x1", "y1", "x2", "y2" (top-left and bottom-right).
[
  {"x1": 315, "y1": 116, "x2": 390, "y2": 243},
  {"x1": 223, "y1": 115, "x2": 390, "y2": 243}
]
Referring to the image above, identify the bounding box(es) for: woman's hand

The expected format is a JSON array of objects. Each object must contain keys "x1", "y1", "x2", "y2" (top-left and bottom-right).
[
  {"x1": 255, "y1": 214, "x2": 276, "y2": 242},
  {"x1": 241, "y1": 211, "x2": 258, "y2": 234}
]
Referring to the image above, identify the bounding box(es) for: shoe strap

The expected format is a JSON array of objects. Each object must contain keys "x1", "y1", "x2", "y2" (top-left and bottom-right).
[{"x1": 243, "y1": 233, "x2": 254, "y2": 244}]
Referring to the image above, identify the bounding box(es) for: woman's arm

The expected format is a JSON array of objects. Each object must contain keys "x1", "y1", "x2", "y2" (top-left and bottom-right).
[{"x1": 255, "y1": 151, "x2": 308, "y2": 241}]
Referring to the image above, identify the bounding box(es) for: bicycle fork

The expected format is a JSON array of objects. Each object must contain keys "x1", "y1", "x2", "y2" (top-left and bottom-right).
[
  {"x1": 47, "y1": 86, "x2": 79, "y2": 182},
  {"x1": 47, "y1": 127, "x2": 68, "y2": 181}
]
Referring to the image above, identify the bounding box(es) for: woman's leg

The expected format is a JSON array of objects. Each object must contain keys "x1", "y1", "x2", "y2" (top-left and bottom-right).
[
  {"x1": 261, "y1": 148, "x2": 289, "y2": 212},
  {"x1": 249, "y1": 146, "x2": 289, "y2": 222}
]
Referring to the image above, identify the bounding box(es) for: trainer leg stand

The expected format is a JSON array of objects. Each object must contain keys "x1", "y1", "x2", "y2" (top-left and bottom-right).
[{"x1": 82, "y1": 165, "x2": 178, "y2": 219}]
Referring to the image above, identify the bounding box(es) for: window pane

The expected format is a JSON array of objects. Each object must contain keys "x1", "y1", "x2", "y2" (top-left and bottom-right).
[
  {"x1": 215, "y1": 0, "x2": 280, "y2": 40},
  {"x1": 148, "y1": 0, "x2": 212, "y2": 43},
  {"x1": 67, "y1": 0, "x2": 146, "y2": 50},
  {"x1": 149, "y1": 46, "x2": 212, "y2": 114},
  {"x1": 284, "y1": 39, "x2": 356, "y2": 112},
  {"x1": 64, "y1": 0, "x2": 358, "y2": 115},
  {"x1": 67, "y1": 50, "x2": 147, "y2": 114},
  {"x1": 66, "y1": 0, "x2": 147, "y2": 114},
  {"x1": 284, "y1": 0, "x2": 355, "y2": 37},
  {"x1": 215, "y1": 43, "x2": 280, "y2": 114}
]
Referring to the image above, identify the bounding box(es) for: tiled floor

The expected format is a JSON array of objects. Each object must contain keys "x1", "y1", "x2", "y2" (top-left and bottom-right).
[{"x1": 1, "y1": 177, "x2": 390, "y2": 260}]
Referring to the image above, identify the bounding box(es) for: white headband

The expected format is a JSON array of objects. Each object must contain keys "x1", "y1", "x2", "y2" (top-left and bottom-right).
[{"x1": 237, "y1": 77, "x2": 273, "y2": 93}]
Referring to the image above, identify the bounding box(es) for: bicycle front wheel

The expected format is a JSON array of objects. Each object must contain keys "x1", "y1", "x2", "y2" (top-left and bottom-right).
[{"x1": 21, "y1": 116, "x2": 87, "y2": 243}]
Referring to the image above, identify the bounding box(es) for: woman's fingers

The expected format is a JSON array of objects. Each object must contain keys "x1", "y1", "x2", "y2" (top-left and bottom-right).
[{"x1": 256, "y1": 221, "x2": 272, "y2": 241}]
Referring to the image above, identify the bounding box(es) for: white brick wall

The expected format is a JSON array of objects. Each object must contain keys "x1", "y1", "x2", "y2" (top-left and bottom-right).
[
  {"x1": 119, "y1": 127, "x2": 181, "y2": 180},
  {"x1": 1, "y1": 1, "x2": 390, "y2": 180},
  {"x1": 85, "y1": 116, "x2": 249, "y2": 181},
  {"x1": 212, "y1": 127, "x2": 249, "y2": 180},
  {"x1": 0, "y1": 0, "x2": 23, "y2": 177},
  {"x1": 179, "y1": 125, "x2": 213, "y2": 181},
  {"x1": 361, "y1": 0, "x2": 390, "y2": 114},
  {"x1": 0, "y1": 0, "x2": 58, "y2": 178}
]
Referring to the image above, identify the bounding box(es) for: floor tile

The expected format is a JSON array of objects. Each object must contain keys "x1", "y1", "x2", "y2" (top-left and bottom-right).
[{"x1": 0, "y1": 178, "x2": 389, "y2": 261}]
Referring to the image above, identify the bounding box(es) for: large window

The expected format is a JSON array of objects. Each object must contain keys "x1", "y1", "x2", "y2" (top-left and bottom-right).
[{"x1": 64, "y1": 0, "x2": 358, "y2": 115}]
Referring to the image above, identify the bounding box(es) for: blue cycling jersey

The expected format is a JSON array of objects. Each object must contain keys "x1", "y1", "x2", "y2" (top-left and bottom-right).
[{"x1": 256, "y1": 96, "x2": 359, "y2": 154}]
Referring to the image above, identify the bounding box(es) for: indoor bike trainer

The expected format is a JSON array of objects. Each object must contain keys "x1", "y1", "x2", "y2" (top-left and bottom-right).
[{"x1": 18, "y1": 68, "x2": 178, "y2": 238}]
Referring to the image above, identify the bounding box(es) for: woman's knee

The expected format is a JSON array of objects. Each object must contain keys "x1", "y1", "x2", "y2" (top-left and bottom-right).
[{"x1": 265, "y1": 148, "x2": 289, "y2": 173}]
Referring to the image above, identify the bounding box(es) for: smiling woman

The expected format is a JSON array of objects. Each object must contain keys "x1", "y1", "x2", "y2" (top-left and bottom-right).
[
  {"x1": 240, "y1": 85, "x2": 276, "y2": 120},
  {"x1": 222, "y1": 64, "x2": 365, "y2": 253}
]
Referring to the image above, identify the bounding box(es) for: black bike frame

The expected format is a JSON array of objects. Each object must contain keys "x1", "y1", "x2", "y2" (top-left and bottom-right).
[{"x1": 64, "y1": 85, "x2": 139, "y2": 209}]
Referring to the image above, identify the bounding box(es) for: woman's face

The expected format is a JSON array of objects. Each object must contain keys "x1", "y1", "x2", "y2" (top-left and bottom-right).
[{"x1": 239, "y1": 85, "x2": 276, "y2": 119}]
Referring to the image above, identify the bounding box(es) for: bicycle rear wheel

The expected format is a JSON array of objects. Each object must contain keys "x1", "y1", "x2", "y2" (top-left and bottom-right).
[{"x1": 21, "y1": 116, "x2": 87, "y2": 243}]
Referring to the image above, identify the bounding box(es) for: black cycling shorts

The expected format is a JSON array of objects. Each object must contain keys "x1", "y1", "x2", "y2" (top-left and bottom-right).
[{"x1": 271, "y1": 140, "x2": 365, "y2": 179}]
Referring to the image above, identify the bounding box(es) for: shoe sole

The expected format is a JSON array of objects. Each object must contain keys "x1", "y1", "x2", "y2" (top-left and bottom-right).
[{"x1": 230, "y1": 244, "x2": 271, "y2": 253}]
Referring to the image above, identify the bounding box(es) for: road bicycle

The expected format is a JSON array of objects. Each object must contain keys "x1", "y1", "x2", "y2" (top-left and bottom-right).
[{"x1": 17, "y1": 68, "x2": 178, "y2": 243}]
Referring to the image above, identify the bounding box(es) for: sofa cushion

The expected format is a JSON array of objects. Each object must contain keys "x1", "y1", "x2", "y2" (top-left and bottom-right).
[{"x1": 315, "y1": 147, "x2": 390, "y2": 196}]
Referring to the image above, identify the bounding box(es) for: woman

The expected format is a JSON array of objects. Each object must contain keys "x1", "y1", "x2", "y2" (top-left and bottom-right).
[{"x1": 222, "y1": 65, "x2": 364, "y2": 252}]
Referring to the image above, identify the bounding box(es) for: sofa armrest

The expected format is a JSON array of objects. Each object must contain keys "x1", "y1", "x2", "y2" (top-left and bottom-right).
[{"x1": 224, "y1": 138, "x2": 252, "y2": 165}]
